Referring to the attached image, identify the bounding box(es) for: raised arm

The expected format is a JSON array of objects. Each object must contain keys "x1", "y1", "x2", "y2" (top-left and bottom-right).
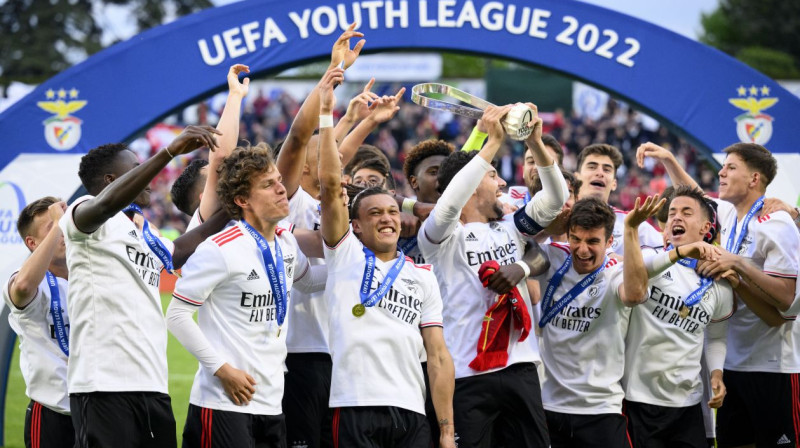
[
  {"x1": 278, "y1": 25, "x2": 364, "y2": 198},
  {"x1": 338, "y1": 87, "x2": 405, "y2": 165},
  {"x1": 73, "y1": 126, "x2": 221, "y2": 234},
  {"x1": 334, "y1": 78, "x2": 378, "y2": 144},
  {"x1": 9, "y1": 202, "x2": 66, "y2": 308},
  {"x1": 198, "y1": 64, "x2": 249, "y2": 222},
  {"x1": 423, "y1": 105, "x2": 511, "y2": 244},
  {"x1": 636, "y1": 142, "x2": 699, "y2": 190},
  {"x1": 317, "y1": 68, "x2": 349, "y2": 246},
  {"x1": 620, "y1": 195, "x2": 666, "y2": 306}
]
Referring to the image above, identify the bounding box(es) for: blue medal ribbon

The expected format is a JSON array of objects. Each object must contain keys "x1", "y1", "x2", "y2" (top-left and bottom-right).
[
  {"x1": 524, "y1": 191, "x2": 531, "y2": 205},
  {"x1": 240, "y1": 221, "x2": 288, "y2": 329},
  {"x1": 122, "y1": 204, "x2": 176, "y2": 275},
  {"x1": 668, "y1": 245, "x2": 715, "y2": 311},
  {"x1": 724, "y1": 196, "x2": 764, "y2": 254},
  {"x1": 539, "y1": 254, "x2": 607, "y2": 328},
  {"x1": 397, "y1": 237, "x2": 418, "y2": 254},
  {"x1": 45, "y1": 271, "x2": 69, "y2": 356},
  {"x1": 360, "y1": 247, "x2": 405, "y2": 308}
]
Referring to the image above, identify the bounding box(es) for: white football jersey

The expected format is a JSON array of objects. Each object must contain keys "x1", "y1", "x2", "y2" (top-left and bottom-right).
[
  {"x1": 623, "y1": 249, "x2": 734, "y2": 407},
  {"x1": 285, "y1": 186, "x2": 329, "y2": 354},
  {"x1": 4, "y1": 273, "x2": 70, "y2": 413},
  {"x1": 535, "y1": 243, "x2": 629, "y2": 414},
  {"x1": 715, "y1": 200, "x2": 800, "y2": 373},
  {"x1": 325, "y1": 229, "x2": 443, "y2": 415},
  {"x1": 419, "y1": 215, "x2": 539, "y2": 380},
  {"x1": 611, "y1": 208, "x2": 664, "y2": 254},
  {"x1": 60, "y1": 196, "x2": 173, "y2": 394},
  {"x1": 173, "y1": 222, "x2": 309, "y2": 414}
]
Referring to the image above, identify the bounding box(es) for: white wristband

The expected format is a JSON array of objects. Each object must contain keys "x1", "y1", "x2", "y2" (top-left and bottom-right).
[
  {"x1": 401, "y1": 198, "x2": 417, "y2": 214},
  {"x1": 646, "y1": 251, "x2": 673, "y2": 277},
  {"x1": 319, "y1": 115, "x2": 334, "y2": 129},
  {"x1": 514, "y1": 260, "x2": 532, "y2": 278}
]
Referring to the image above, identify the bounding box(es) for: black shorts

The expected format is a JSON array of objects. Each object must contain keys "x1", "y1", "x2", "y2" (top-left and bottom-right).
[
  {"x1": 332, "y1": 406, "x2": 430, "y2": 448},
  {"x1": 546, "y1": 410, "x2": 630, "y2": 448},
  {"x1": 452, "y1": 362, "x2": 549, "y2": 448},
  {"x1": 24, "y1": 400, "x2": 74, "y2": 448},
  {"x1": 182, "y1": 404, "x2": 286, "y2": 448},
  {"x1": 422, "y1": 361, "x2": 439, "y2": 448},
  {"x1": 283, "y1": 352, "x2": 333, "y2": 448},
  {"x1": 71, "y1": 392, "x2": 176, "y2": 448},
  {"x1": 623, "y1": 400, "x2": 705, "y2": 448},
  {"x1": 717, "y1": 370, "x2": 800, "y2": 448}
]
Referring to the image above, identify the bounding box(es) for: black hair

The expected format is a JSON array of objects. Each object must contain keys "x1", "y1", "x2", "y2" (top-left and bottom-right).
[
  {"x1": 170, "y1": 159, "x2": 209, "y2": 216},
  {"x1": 403, "y1": 139, "x2": 454, "y2": 182},
  {"x1": 350, "y1": 186, "x2": 394, "y2": 220},
  {"x1": 437, "y1": 150, "x2": 478, "y2": 194},
  {"x1": 77, "y1": 143, "x2": 129, "y2": 194}
]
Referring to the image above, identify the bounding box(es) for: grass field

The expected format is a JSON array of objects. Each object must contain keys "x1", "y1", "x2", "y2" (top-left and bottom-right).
[{"x1": 2, "y1": 293, "x2": 197, "y2": 447}]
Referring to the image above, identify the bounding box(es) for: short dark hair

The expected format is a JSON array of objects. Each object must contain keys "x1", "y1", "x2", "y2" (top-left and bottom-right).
[
  {"x1": 78, "y1": 143, "x2": 129, "y2": 194},
  {"x1": 170, "y1": 159, "x2": 209, "y2": 216},
  {"x1": 350, "y1": 186, "x2": 394, "y2": 220},
  {"x1": 568, "y1": 197, "x2": 616, "y2": 239},
  {"x1": 576, "y1": 144, "x2": 623, "y2": 173},
  {"x1": 655, "y1": 185, "x2": 676, "y2": 225},
  {"x1": 216, "y1": 143, "x2": 276, "y2": 220},
  {"x1": 437, "y1": 150, "x2": 478, "y2": 194},
  {"x1": 723, "y1": 142, "x2": 777, "y2": 188},
  {"x1": 344, "y1": 145, "x2": 389, "y2": 178},
  {"x1": 541, "y1": 134, "x2": 564, "y2": 165},
  {"x1": 17, "y1": 196, "x2": 60, "y2": 241},
  {"x1": 403, "y1": 139, "x2": 454, "y2": 182},
  {"x1": 529, "y1": 168, "x2": 580, "y2": 197}
]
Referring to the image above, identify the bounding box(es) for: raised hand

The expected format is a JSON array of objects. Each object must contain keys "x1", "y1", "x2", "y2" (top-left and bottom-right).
[
  {"x1": 215, "y1": 363, "x2": 257, "y2": 406},
  {"x1": 344, "y1": 78, "x2": 379, "y2": 123},
  {"x1": 636, "y1": 142, "x2": 674, "y2": 168},
  {"x1": 522, "y1": 102, "x2": 544, "y2": 148},
  {"x1": 330, "y1": 23, "x2": 365, "y2": 69},
  {"x1": 48, "y1": 201, "x2": 66, "y2": 223},
  {"x1": 482, "y1": 104, "x2": 512, "y2": 145},
  {"x1": 624, "y1": 195, "x2": 666, "y2": 229},
  {"x1": 368, "y1": 87, "x2": 406, "y2": 124},
  {"x1": 167, "y1": 125, "x2": 222, "y2": 156},
  {"x1": 227, "y1": 63, "x2": 250, "y2": 97},
  {"x1": 319, "y1": 67, "x2": 345, "y2": 114}
]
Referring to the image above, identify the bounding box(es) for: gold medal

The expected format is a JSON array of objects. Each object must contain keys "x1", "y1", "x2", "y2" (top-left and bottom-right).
[
  {"x1": 352, "y1": 304, "x2": 366, "y2": 317},
  {"x1": 679, "y1": 305, "x2": 689, "y2": 319}
]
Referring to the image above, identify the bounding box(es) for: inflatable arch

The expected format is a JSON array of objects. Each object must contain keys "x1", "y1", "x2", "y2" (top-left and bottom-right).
[{"x1": 1, "y1": 0, "x2": 800, "y2": 441}]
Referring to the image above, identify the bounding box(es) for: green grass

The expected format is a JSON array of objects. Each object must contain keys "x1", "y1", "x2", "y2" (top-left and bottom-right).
[{"x1": 2, "y1": 293, "x2": 198, "y2": 447}]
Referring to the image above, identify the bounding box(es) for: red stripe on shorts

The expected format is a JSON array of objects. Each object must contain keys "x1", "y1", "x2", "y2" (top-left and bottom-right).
[{"x1": 332, "y1": 408, "x2": 340, "y2": 448}]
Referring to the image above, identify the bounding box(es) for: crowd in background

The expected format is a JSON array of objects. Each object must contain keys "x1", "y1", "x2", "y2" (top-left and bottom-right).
[{"x1": 141, "y1": 84, "x2": 720, "y2": 235}]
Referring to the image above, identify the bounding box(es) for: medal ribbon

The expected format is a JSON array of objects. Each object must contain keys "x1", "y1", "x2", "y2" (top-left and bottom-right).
[
  {"x1": 240, "y1": 221, "x2": 288, "y2": 328},
  {"x1": 724, "y1": 196, "x2": 764, "y2": 254},
  {"x1": 360, "y1": 247, "x2": 405, "y2": 308},
  {"x1": 539, "y1": 254, "x2": 607, "y2": 328},
  {"x1": 122, "y1": 204, "x2": 176, "y2": 275},
  {"x1": 397, "y1": 237, "x2": 418, "y2": 254},
  {"x1": 669, "y1": 247, "x2": 715, "y2": 310},
  {"x1": 45, "y1": 271, "x2": 69, "y2": 356}
]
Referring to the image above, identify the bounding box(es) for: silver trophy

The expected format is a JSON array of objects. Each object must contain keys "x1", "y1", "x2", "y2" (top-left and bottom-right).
[{"x1": 411, "y1": 83, "x2": 534, "y2": 141}]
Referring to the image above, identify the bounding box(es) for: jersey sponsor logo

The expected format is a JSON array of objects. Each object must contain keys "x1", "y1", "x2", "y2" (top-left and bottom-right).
[
  {"x1": 364, "y1": 276, "x2": 424, "y2": 326},
  {"x1": 128, "y1": 230, "x2": 137, "y2": 238},
  {"x1": 240, "y1": 291, "x2": 278, "y2": 323},
  {"x1": 777, "y1": 434, "x2": 792, "y2": 445},
  {"x1": 466, "y1": 241, "x2": 519, "y2": 267},
  {"x1": 290, "y1": 442, "x2": 309, "y2": 448},
  {"x1": 465, "y1": 231, "x2": 478, "y2": 242},
  {"x1": 661, "y1": 271, "x2": 673, "y2": 281},
  {"x1": 125, "y1": 245, "x2": 162, "y2": 287},
  {"x1": 548, "y1": 304, "x2": 603, "y2": 333},
  {"x1": 247, "y1": 269, "x2": 260, "y2": 280},
  {"x1": 648, "y1": 285, "x2": 711, "y2": 333}
]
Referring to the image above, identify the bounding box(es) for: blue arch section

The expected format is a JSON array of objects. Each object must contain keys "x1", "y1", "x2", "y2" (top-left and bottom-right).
[{"x1": 1, "y1": 0, "x2": 799, "y2": 171}]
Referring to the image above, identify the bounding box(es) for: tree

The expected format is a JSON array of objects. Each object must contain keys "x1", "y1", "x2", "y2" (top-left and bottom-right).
[
  {"x1": 0, "y1": 0, "x2": 211, "y2": 86},
  {"x1": 700, "y1": 0, "x2": 800, "y2": 79}
]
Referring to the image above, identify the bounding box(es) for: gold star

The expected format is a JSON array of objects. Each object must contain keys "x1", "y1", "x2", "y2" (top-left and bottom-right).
[
  {"x1": 737, "y1": 86, "x2": 747, "y2": 96},
  {"x1": 45, "y1": 89, "x2": 55, "y2": 99},
  {"x1": 57, "y1": 89, "x2": 67, "y2": 99},
  {"x1": 69, "y1": 88, "x2": 79, "y2": 99},
  {"x1": 749, "y1": 85, "x2": 758, "y2": 96},
  {"x1": 760, "y1": 85, "x2": 770, "y2": 96}
]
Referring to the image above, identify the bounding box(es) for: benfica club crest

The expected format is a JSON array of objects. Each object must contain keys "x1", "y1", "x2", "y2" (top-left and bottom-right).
[
  {"x1": 728, "y1": 85, "x2": 778, "y2": 146},
  {"x1": 36, "y1": 88, "x2": 87, "y2": 151}
]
